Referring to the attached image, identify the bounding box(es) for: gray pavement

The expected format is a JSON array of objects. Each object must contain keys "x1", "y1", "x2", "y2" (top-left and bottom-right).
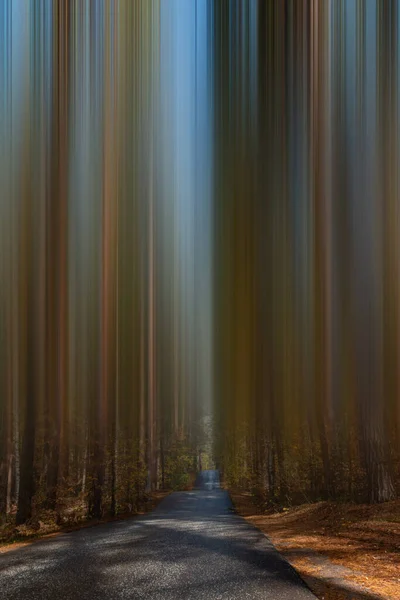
[{"x1": 0, "y1": 470, "x2": 316, "y2": 599}]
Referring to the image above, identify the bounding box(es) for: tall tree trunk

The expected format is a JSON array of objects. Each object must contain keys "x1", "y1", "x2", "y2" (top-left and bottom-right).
[
  {"x1": 16, "y1": 222, "x2": 37, "y2": 524},
  {"x1": 81, "y1": 431, "x2": 88, "y2": 497},
  {"x1": 265, "y1": 440, "x2": 276, "y2": 502},
  {"x1": 13, "y1": 400, "x2": 20, "y2": 509},
  {"x1": 110, "y1": 432, "x2": 117, "y2": 517},
  {"x1": 6, "y1": 455, "x2": 12, "y2": 515},
  {"x1": 160, "y1": 434, "x2": 165, "y2": 490}
]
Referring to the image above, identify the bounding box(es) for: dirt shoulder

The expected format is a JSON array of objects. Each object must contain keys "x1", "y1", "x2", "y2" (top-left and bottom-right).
[
  {"x1": 230, "y1": 490, "x2": 400, "y2": 600},
  {"x1": 0, "y1": 490, "x2": 170, "y2": 554}
]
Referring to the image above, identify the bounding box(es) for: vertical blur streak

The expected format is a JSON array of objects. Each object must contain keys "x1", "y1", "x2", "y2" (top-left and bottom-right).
[
  {"x1": 1, "y1": 1, "x2": 400, "y2": 524},
  {"x1": 213, "y1": 0, "x2": 400, "y2": 504},
  {"x1": 0, "y1": 0, "x2": 214, "y2": 521}
]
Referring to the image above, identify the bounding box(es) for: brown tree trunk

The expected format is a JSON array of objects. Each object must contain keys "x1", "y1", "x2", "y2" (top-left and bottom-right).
[{"x1": 16, "y1": 264, "x2": 37, "y2": 525}]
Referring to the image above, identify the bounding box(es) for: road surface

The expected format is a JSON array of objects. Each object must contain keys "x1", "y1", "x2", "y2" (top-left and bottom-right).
[{"x1": 0, "y1": 470, "x2": 315, "y2": 599}]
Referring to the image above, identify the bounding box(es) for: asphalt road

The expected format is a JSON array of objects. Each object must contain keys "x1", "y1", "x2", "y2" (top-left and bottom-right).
[{"x1": 1, "y1": 470, "x2": 315, "y2": 599}]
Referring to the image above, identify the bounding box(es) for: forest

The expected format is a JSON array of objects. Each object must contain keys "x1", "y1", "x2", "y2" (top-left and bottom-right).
[
  {"x1": 213, "y1": 0, "x2": 400, "y2": 510},
  {"x1": 0, "y1": 0, "x2": 399, "y2": 556}
]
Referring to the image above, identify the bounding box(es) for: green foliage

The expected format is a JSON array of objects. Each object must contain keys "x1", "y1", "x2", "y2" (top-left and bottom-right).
[{"x1": 164, "y1": 432, "x2": 196, "y2": 490}]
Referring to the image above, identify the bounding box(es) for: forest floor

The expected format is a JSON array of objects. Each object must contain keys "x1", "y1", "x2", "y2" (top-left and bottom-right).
[
  {"x1": 230, "y1": 490, "x2": 400, "y2": 600},
  {"x1": 0, "y1": 490, "x2": 170, "y2": 553}
]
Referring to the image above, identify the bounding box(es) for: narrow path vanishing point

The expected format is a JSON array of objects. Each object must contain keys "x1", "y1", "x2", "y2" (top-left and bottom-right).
[{"x1": 0, "y1": 470, "x2": 316, "y2": 599}]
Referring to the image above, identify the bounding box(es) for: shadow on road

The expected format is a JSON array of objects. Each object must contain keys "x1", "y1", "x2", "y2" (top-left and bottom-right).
[{"x1": 1, "y1": 478, "x2": 382, "y2": 600}]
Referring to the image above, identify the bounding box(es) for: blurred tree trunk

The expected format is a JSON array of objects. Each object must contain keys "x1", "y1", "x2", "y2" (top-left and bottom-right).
[
  {"x1": 265, "y1": 441, "x2": 276, "y2": 501},
  {"x1": 110, "y1": 426, "x2": 117, "y2": 517},
  {"x1": 160, "y1": 434, "x2": 165, "y2": 489},
  {"x1": 5, "y1": 315, "x2": 13, "y2": 515},
  {"x1": 81, "y1": 431, "x2": 88, "y2": 497},
  {"x1": 16, "y1": 203, "x2": 38, "y2": 525}
]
